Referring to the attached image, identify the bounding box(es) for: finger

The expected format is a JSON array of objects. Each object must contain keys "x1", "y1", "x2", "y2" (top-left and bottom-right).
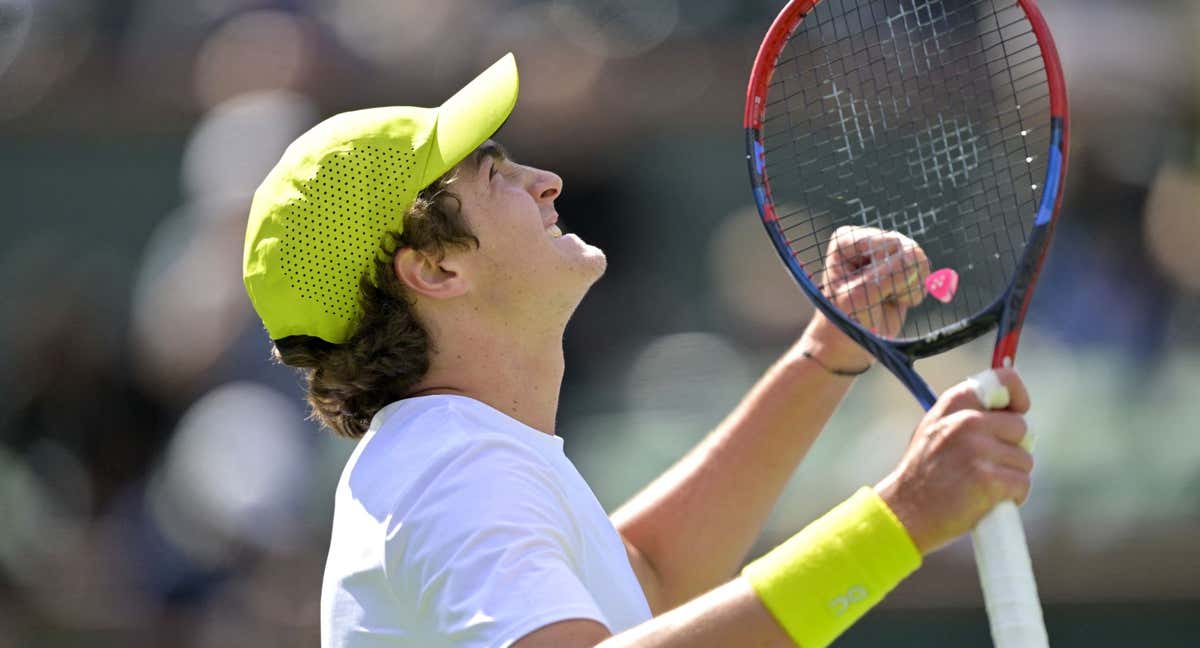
[
  {"x1": 827, "y1": 226, "x2": 881, "y2": 269},
  {"x1": 878, "y1": 301, "x2": 907, "y2": 337},
  {"x1": 890, "y1": 272, "x2": 925, "y2": 309},
  {"x1": 827, "y1": 226, "x2": 901, "y2": 269},
  {"x1": 973, "y1": 426, "x2": 1034, "y2": 471},
  {"x1": 992, "y1": 439, "x2": 1035, "y2": 475},
  {"x1": 891, "y1": 244, "x2": 931, "y2": 308},
  {"x1": 826, "y1": 230, "x2": 925, "y2": 302},
  {"x1": 867, "y1": 238, "x2": 929, "y2": 307},
  {"x1": 981, "y1": 411, "x2": 1029, "y2": 447},
  {"x1": 843, "y1": 226, "x2": 893, "y2": 257},
  {"x1": 936, "y1": 379, "x2": 995, "y2": 415},
  {"x1": 939, "y1": 369, "x2": 1031, "y2": 416},
  {"x1": 830, "y1": 271, "x2": 888, "y2": 327},
  {"x1": 981, "y1": 462, "x2": 1033, "y2": 506},
  {"x1": 835, "y1": 247, "x2": 910, "y2": 310},
  {"x1": 990, "y1": 367, "x2": 1031, "y2": 414},
  {"x1": 967, "y1": 368, "x2": 1011, "y2": 409}
]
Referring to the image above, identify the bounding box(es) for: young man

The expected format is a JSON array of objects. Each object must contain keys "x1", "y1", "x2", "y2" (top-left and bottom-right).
[{"x1": 243, "y1": 54, "x2": 1035, "y2": 647}]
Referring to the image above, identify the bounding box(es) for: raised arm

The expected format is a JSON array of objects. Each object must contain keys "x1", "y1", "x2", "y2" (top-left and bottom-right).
[
  {"x1": 611, "y1": 317, "x2": 865, "y2": 612},
  {"x1": 612, "y1": 227, "x2": 929, "y2": 612}
]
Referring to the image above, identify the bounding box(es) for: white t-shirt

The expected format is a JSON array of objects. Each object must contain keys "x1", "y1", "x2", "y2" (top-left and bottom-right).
[{"x1": 321, "y1": 395, "x2": 652, "y2": 648}]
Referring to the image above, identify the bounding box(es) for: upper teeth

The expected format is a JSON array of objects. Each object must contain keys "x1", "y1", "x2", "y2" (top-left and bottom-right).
[{"x1": 547, "y1": 224, "x2": 563, "y2": 238}]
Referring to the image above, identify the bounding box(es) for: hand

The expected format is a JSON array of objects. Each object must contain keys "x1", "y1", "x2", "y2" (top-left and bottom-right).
[
  {"x1": 802, "y1": 226, "x2": 931, "y2": 370},
  {"x1": 823, "y1": 225, "x2": 930, "y2": 337},
  {"x1": 875, "y1": 369, "x2": 1033, "y2": 555}
]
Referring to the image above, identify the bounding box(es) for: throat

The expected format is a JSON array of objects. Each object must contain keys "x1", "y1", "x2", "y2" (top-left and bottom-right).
[{"x1": 408, "y1": 337, "x2": 567, "y2": 436}]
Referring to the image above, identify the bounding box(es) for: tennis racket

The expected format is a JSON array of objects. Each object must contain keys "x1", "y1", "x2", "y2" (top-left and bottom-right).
[{"x1": 745, "y1": 1, "x2": 1068, "y2": 646}]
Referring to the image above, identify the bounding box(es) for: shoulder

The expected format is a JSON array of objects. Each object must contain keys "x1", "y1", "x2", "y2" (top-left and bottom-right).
[
  {"x1": 347, "y1": 397, "x2": 550, "y2": 487},
  {"x1": 399, "y1": 429, "x2": 572, "y2": 539},
  {"x1": 356, "y1": 398, "x2": 576, "y2": 543},
  {"x1": 344, "y1": 400, "x2": 610, "y2": 642}
]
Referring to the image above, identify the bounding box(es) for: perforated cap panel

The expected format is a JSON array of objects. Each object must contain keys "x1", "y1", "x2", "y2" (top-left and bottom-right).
[{"x1": 279, "y1": 144, "x2": 419, "y2": 323}]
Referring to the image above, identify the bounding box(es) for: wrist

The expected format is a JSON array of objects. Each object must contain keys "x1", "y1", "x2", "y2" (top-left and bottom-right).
[
  {"x1": 743, "y1": 488, "x2": 922, "y2": 648},
  {"x1": 799, "y1": 349, "x2": 871, "y2": 377},
  {"x1": 874, "y1": 473, "x2": 931, "y2": 555},
  {"x1": 795, "y1": 315, "x2": 872, "y2": 376}
]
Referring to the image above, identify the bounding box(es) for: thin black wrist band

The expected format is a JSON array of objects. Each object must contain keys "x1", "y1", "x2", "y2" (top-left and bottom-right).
[{"x1": 801, "y1": 349, "x2": 871, "y2": 377}]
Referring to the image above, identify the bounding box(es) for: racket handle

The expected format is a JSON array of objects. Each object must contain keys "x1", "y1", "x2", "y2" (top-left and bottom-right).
[{"x1": 970, "y1": 501, "x2": 1049, "y2": 648}]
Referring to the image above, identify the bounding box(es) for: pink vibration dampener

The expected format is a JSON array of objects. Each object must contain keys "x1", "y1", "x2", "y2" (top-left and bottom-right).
[{"x1": 925, "y1": 268, "x2": 960, "y2": 304}]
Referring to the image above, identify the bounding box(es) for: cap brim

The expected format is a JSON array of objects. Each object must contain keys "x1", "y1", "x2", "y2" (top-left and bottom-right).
[{"x1": 421, "y1": 53, "x2": 518, "y2": 187}]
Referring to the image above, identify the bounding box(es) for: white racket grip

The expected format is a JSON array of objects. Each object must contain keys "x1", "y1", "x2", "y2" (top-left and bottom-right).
[{"x1": 971, "y1": 501, "x2": 1049, "y2": 648}]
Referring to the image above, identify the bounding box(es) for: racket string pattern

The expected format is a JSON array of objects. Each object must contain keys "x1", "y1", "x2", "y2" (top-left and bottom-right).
[{"x1": 757, "y1": 0, "x2": 1051, "y2": 341}]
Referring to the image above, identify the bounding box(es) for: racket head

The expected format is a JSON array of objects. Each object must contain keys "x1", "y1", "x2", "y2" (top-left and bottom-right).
[{"x1": 745, "y1": 0, "x2": 1068, "y2": 364}]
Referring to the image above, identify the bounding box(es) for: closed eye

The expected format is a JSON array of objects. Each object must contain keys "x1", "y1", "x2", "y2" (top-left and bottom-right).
[{"x1": 475, "y1": 140, "x2": 512, "y2": 184}]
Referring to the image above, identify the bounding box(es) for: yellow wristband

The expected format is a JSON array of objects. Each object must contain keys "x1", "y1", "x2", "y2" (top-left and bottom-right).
[{"x1": 742, "y1": 487, "x2": 922, "y2": 648}]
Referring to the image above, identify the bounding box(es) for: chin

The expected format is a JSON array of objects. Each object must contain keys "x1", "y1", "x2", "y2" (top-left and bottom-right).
[
  {"x1": 556, "y1": 248, "x2": 606, "y2": 310},
  {"x1": 579, "y1": 245, "x2": 608, "y2": 280}
]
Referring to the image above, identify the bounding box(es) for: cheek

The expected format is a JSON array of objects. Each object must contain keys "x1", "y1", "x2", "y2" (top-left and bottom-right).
[
  {"x1": 467, "y1": 187, "x2": 551, "y2": 261},
  {"x1": 474, "y1": 214, "x2": 543, "y2": 271}
]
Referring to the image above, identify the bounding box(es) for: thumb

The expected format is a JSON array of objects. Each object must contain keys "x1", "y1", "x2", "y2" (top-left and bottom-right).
[{"x1": 965, "y1": 369, "x2": 1010, "y2": 410}]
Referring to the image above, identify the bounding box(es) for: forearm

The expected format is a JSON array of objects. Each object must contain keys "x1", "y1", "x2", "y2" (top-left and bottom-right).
[
  {"x1": 605, "y1": 489, "x2": 920, "y2": 648},
  {"x1": 612, "y1": 318, "x2": 866, "y2": 611},
  {"x1": 600, "y1": 578, "x2": 789, "y2": 648}
]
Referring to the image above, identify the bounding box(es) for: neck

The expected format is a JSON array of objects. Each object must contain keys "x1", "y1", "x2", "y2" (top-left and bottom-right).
[{"x1": 409, "y1": 307, "x2": 568, "y2": 436}]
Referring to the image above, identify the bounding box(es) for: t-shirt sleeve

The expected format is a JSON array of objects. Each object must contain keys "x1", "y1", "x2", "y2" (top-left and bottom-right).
[{"x1": 384, "y1": 435, "x2": 609, "y2": 648}]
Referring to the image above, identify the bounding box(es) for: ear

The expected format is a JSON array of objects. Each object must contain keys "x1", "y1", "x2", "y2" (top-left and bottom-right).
[{"x1": 392, "y1": 247, "x2": 469, "y2": 300}]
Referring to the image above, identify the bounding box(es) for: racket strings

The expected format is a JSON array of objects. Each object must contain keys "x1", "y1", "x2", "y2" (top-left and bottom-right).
[
  {"x1": 778, "y1": 111, "x2": 1046, "y2": 260},
  {"x1": 763, "y1": 54, "x2": 1049, "y2": 158},
  {"x1": 766, "y1": 0, "x2": 1033, "y2": 93},
  {"x1": 763, "y1": 50, "x2": 1049, "y2": 216},
  {"x1": 766, "y1": 18, "x2": 1038, "y2": 117},
  {"x1": 778, "y1": 98, "x2": 1047, "y2": 288},
  {"x1": 763, "y1": 30, "x2": 1049, "y2": 187},
  {"x1": 765, "y1": 95, "x2": 1047, "y2": 210},
  {"x1": 759, "y1": 0, "x2": 1051, "y2": 340}
]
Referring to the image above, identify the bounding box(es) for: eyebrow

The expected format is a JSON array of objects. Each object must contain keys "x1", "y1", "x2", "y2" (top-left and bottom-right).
[{"x1": 473, "y1": 140, "x2": 511, "y2": 172}]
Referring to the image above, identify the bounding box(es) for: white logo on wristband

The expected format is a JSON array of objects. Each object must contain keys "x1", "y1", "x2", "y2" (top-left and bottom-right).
[{"x1": 828, "y1": 584, "x2": 868, "y2": 616}]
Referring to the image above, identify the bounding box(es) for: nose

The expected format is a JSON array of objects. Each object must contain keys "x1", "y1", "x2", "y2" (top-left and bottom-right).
[{"x1": 530, "y1": 167, "x2": 563, "y2": 203}]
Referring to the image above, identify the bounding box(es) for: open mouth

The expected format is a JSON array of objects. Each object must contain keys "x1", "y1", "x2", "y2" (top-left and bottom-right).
[{"x1": 546, "y1": 224, "x2": 563, "y2": 238}]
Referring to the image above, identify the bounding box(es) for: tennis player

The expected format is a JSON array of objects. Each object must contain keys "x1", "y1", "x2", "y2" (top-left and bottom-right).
[{"x1": 243, "y1": 54, "x2": 1035, "y2": 648}]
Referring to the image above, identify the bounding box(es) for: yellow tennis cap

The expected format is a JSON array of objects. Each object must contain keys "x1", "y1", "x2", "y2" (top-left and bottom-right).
[{"x1": 243, "y1": 53, "x2": 518, "y2": 344}]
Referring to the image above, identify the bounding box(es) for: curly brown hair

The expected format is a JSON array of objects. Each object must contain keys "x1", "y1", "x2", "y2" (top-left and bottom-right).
[{"x1": 271, "y1": 167, "x2": 479, "y2": 439}]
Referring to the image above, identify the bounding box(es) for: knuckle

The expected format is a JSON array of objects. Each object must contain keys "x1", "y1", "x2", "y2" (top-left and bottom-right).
[
  {"x1": 971, "y1": 458, "x2": 995, "y2": 481},
  {"x1": 1012, "y1": 416, "x2": 1029, "y2": 441},
  {"x1": 940, "y1": 387, "x2": 979, "y2": 413},
  {"x1": 938, "y1": 413, "x2": 979, "y2": 447},
  {"x1": 994, "y1": 413, "x2": 1026, "y2": 442},
  {"x1": 956, "y1": 409, "x2": 988, "y2": 431},
  {"x1": 965, "y1": 429, "x2": 993, "y2": 455}
]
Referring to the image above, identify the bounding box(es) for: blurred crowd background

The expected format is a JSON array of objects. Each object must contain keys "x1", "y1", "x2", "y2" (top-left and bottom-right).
[{"x1": 1, "y1": 0, "x2": 1197, "y2": 646}]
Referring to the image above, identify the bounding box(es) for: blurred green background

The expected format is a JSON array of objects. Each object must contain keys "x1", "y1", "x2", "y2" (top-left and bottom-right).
[{"x1": 0, "y1": 0, "x2": 1197, "y2": 645}]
